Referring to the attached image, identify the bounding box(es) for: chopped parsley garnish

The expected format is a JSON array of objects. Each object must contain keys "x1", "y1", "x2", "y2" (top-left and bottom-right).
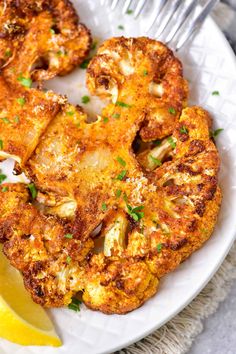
[
  {"x1": 210, "y1": 128, "x2": 224, "y2": 138},
  {"x1": 91, "y1": 41, "x2": 97, "y2": 50},
  {"x1": 116, "y1": 101, "x2": 132, "y2": 108},
  {"x1": 112, "y1": 113, "x2": 120, "y2": 119},
  {"x1": 65, "y1": 233, "x2": 73, "y2": 239},
  {"x1": 0, "y1": 139, "x2": 3, "y2": 149},
  {"x1": 168, "y1": 107, "x2": 176, "y2": 115},
  {"x1": 103, "y1": 117, "x2": 109, "y2": 123},
  {"x1": 1, "y1": 117, "x2": 10, "y2": 124},
  {"x1": 56, "y1": 50, "x2": 63, "y2": 56},
  {"x1": 212, "y1": 90, "x2": 220, "y2": 96},
  {"x1": 14, "y1": 115, "x2": 20, "y2": 123},
  {"x1": 180, "y1": 125, "x2": 188, "y2": 134},
  {"x1": 0, "y1": 173, "x2": 7, "y2": 184},
  {"x1": 5, "y1": 49, "x2": 12, "y2": 57},
  {"x1": 101, "y1": 202, "x2": 107, "y2": 211},
  {"x1": 2, "y1": 186, "x2": 8, "y2": 192},
  {"x1": 66, "y1": 256, "x2": 72, "y2": 264},
  {"x1": 68, "y1": 297, "x2": 82, "y2": 312},
  {"x1": 126, "y1": 9, "x2": 133, "y2": 14},
  {"x1": 153, "y1": 139, "x2": 162, "y2": 146},
  {"x1": 17, "y1": 75, "x2": 32, "y2": 88},
  {"x1": 28, "y1": 183, "x2": 37, "y2": 199},
  {"x1": 118, "y1": 25, "x2": 124, "y2": 30},
  {"x1": 50, "y1": 28, "x2": 55, "y2": 34},
  {"x1": 115, "y1": 189, "x2": 122, "y2": 198},
  {"x1": 149, "y1": 155, "x2": 162, "y2": 167},
  {"x1": 116, "y1": 170, "x2": 127, "y2": 181},
  {"x1": 116, "y1": 156, "x2": 126, "y2": 167},
  {"x1": 143, "y1": 69, "x2": 148, "y2": 76},
  {"x1": 167, "y1": 136, "x2": 176, "y2": 149},
  {"x1": 157, "y1": 243, "x2": 162, "y2": 253},
  {"x1": 66, "y1": 111, "x2": 75, "y2": 116},
  {"x1": 17, "y1": 97, "x2": 25, "y2": 106},
  {"x1": 80, "y1": 58, "x2": 91, "y2": 69},
  {"x1": 126, "y1": 204, "x2": 144, "y2": 222},
  {"x1": 81, "y1": 95, "x2": 90, "y2": 104}
]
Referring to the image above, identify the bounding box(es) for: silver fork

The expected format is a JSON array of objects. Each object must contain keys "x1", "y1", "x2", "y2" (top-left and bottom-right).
[{"x1": 101, "y1": 0, "x2": 219, "y2": 51}]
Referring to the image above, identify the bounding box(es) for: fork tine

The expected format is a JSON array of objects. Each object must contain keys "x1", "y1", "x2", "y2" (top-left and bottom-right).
[
  {"x1": 145, "y1": 0, "x2": 168, "y2": 33},
  {"x1": 155, "y1": 0, "x2": 182, "y2": 39},
  {"x1": 122, "y1": 0, "x2": 132, "y2": 14},
  {"x1": 111, "y1": 0, "x2": 120, "y2": 10},
  {"x1": 165, "y1": 0, "x2": 199, "y2": 44},
  {"x1": 133, "y1": 0, "x2": 147, "y2": 19},
  {"x1": 175, "y1": 0, "x2": 219, "y2": 51}
]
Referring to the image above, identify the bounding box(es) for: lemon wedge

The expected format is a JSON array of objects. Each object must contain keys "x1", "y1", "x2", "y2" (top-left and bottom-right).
[{"x1": 0, "y1": 245, "x2": 62, "y2": 346}]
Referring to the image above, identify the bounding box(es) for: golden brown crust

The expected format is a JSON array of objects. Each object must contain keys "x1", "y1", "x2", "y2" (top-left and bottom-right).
[
  {"x1": 0, "y1": 76, "x2": 63, "y2": 165},
  {"x1": 1, "y1": 0, "x2": 92, "y2": 84},
  {"x1": 0, "y1": 183, "x2": 93, "y2": 307},
  {"x1": 87, "y1": 37, "x2": 188, "y2": 141}
]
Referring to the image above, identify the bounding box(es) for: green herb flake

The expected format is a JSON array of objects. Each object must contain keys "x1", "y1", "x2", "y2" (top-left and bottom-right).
[
  {"x1": 153, "y1": 139, "x2": 162, "y2": 146},
  {"x1": 212, "y1": 90, "x2": 220, "y2": 96},
  {"x1": 17, "y1": 75, "x2": 32, "y2": 88},
  {"x1": 116, "y1": 156, "x2": 126, "y2": 167},
  {"x1": 116, "y1": 170, "x2": 127, "y2": 181},
  {"x1": 167, "y1": 136, "x2": 176, "y2": 149},
  {"x1": 80, "y1": 58, "x2": 91, "y2": 69},
  {"x1": 65, "y1": 233, "x2": 73, "y2": 239},
  {"x1": 91, "y1": 41, "x2": 98, "y2": 50},
  {"x1": 50, "y1": 28, "x2": 55, "y2": 34},
  {"x1": 66, "y1": 111, "x2": 75, "y2": 116},
  {"x1": 28, "y1": 183, "x2": 37, "y2": 199},
  {"x1": 1, "y1": 117, "x2": 10, "y2": 124},
  {"x1": 112, "y1": 113, "x2": 120, "y2": 119},
  {"x1": 5, "y1": 49, "x2": 12, "y2": 58},
  {"x1": 0, "y1": 173, "x2": 7, "y2": 184},
  {"x1": 2, "y1": 186, "x2": 8, "y2": 192},
  {"x1": 118, "y1": 25, "x2": 124, "y2": 30},
  {"x1": 68, "y1": 297, "x2": 82, "y2": 312},
  {"x1": 14, "y1": 115, "x2": 20, "y2": 123},
  {"x1": 126, "y1": 9, "x2": 133, "y2": 14},
  {"x1": 103, "y1": 117, "x2": 109, "y2": 123},
  {"x1": 180, "y1": 125, "x2": 188, "y2": 134},
  {"x1": 168, "y1": 107, "x2": 176, "y2": 115},
  {"x1": 157, "y1": 243, "x2": 162, "y2": 253},
  {"x1": 115, "y1": 189, "x2": 122, "y2": 198},
  {"x1": 149, "y1": 155, "x2": 162, "y2": 167},
  {"x1": 116, "y1": 101, "x2": 132, "y2": 108},
  {"x1": 81, "y1": 95, "x2": 90, "y2": 104},
  {"x1": 101, "y1": 202, "x2": 107, "y2": 211},
  {"x1": 123, "y1": 192, "x2": 128, "y2": 203},
  {"x1": 143, "y1": 69, "x2": 148, "y2": 76},
  {"x1": 126, "y1": 204, "x2": 144, "y2": 222},
  {"x1": 56, "y1": 50, "x2": 63, "y2": 56},
  {"x1": 210, "y1": 128, "x2": 224, "y2": 138},
  {"x1": 66, "y1": 256, "x2": 72, "y2": 264},
  {"x1": 17, "y1": 97, "x2": 25, "y2": 106},
  {"x1": 0, "y1": 140, "x2": 3, "y2": 150}
]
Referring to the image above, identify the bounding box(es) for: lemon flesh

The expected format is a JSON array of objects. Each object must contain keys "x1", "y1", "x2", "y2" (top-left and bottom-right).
[{"x1": 0, "y1": 246, "x2": 61, "y2": 346}]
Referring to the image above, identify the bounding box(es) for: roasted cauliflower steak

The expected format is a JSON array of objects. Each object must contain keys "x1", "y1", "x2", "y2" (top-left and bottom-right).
[
  {"x1": 0, "y1": 36, "x2": 221, "y2": 314},
  {"x1": 0, "y1": 0, "x2": 91, "y2": 83}
]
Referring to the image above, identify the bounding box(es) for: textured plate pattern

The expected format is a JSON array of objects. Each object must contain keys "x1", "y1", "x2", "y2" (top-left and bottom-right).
[{"x1": 0, "y1": 1, "x2": 236, "y2": 353}]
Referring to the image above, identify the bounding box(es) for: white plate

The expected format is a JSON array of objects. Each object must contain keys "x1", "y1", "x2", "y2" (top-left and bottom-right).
[{"x1": 1, "y1": 1, "x2": 236, "y2": 354}]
